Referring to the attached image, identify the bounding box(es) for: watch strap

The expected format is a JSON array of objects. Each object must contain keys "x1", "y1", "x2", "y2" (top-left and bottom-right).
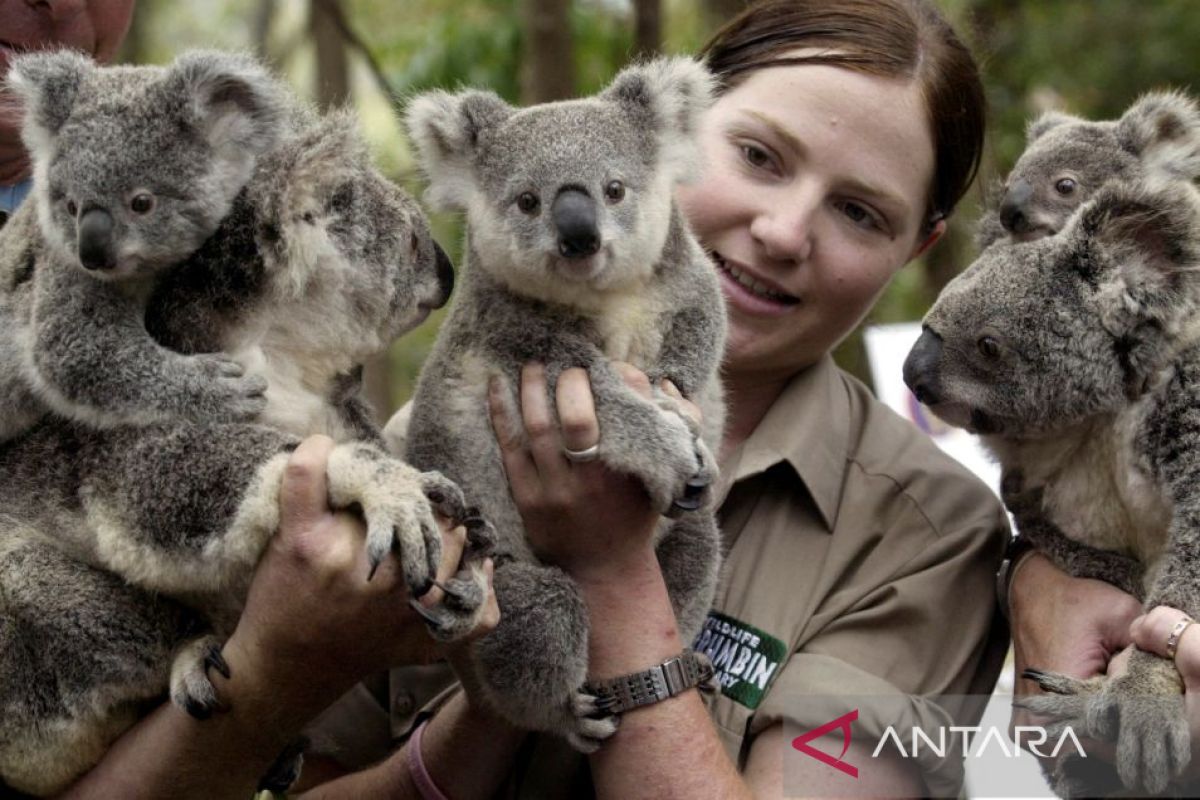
[{"x1": 585, "y1": 649, "x2": 715, "y2": 715}]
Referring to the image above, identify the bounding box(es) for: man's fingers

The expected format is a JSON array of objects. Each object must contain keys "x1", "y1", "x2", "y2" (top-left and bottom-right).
[
  {"x1": 556, "y1": 368, "x2": 599, "y2": 455},
  {"x1": 1131, "y1": 606, "x2": 1200, "y2": 686},
  {"x1": 521, "y1": 363, "x2": 566, "y2": 471},
  {"x1": 613, "y1": 361, "x2": 652, "y2": 399},
  {"x1": 279, "y1": 435, "x2": 335, "y2": 532}
]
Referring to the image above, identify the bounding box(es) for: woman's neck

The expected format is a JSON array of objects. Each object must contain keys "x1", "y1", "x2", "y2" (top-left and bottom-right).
[{"x1": 720, "y1": 371, "x2": 791, "y2": 463}]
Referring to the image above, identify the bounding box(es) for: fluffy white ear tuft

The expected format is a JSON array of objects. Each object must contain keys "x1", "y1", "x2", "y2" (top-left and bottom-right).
[
  {"x1": 405, "y1": 89, "x2": 512, "y2": 210},
  {"x1": 7, "y1": 49, "x2": 94, "y2": 158},
  {"x1": 1117, "y1": 90, "x2": 1200, "y2": 182},
  {"x1": 166, "y1": 50, "x2": 289, "y2": 161},
  {"x1": 602, "y1": 56, "x2": 716, "y2": 182}
]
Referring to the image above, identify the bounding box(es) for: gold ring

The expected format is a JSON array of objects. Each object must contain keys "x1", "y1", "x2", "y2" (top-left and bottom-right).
[{"x1": 1167, "y1": 616, "x2": 1194, "y2": 660}]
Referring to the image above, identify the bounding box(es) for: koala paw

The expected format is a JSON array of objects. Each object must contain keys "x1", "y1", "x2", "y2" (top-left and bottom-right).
[
  {"x1": 669, "y1": 435, "x2": 717, "y2": 516},
  {"x1": 419, "y1": 470, "x2": 468, "y2": 523},
  {"x1": 169, "y1": 635, "x2": 231, "y2": 720},
  {"x1": 408, "y1": 561, "x2": 491, "y2": 642},
  {"x1": 1020, "y1": 658, "x2": 1191, "y2": 794},
  {"x1": 185, "y1": 354, "x2": 269, "y2": 422},
  {"x1": 563, "y1": 690, "x2": 620, "y2": 753},
  {"x1": 463, "y1": 508, "x2": 499, "y2": 558}
]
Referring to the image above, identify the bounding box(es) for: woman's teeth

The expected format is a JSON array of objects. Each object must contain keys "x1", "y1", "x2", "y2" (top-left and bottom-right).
[{"x1": 714, "y1": 253, "x2": 796, "y2": 303}]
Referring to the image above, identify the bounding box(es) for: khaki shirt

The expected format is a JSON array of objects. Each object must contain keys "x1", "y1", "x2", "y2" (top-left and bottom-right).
[{"x1": 312, "y1": 355, "x2": 1010, "y2": 795}]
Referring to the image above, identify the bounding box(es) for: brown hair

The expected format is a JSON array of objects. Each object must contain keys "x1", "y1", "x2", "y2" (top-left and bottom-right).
[{"x1": 700, "y1": 0, "x2": 985, "y2": 229}]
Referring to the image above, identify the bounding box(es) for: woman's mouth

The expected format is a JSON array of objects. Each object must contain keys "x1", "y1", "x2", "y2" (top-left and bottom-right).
[{"x1": 712, "y1": 251, "x2": 799, "y2": 314}]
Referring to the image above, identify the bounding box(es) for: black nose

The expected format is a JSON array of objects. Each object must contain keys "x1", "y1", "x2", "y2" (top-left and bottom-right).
[
  {"x1": 902, "y1": 328, "x2": 944, "y2": 406},
  {"x1": 434, "y1": 240, "x2": 454, "y2": 299},
  {"x1": 551, "y1": 188, "x2": 600, "y2": 259},
  {"x1": 999, "y1": 179, "x2": 1034, "y2": 234},
  {"x1": 78, "y1": 207, "x2": 115, "y2": 271}
]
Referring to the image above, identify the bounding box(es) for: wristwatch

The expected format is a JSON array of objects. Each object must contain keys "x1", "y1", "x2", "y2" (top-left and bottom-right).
[{"x1": 585, "y1": 649, "x2": 716, "y2": 715}]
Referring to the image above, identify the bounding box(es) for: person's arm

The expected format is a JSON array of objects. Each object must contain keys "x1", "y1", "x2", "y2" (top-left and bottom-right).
[
  {"x1": 62, "y1": 435, "x2": 496, "y2": 799},
  {"x1": 491, "y1": 365, "x2": 921, "y2": 799}
]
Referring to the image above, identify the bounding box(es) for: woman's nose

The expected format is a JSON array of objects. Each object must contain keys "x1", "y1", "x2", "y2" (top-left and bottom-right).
[{"x1": 749, "y1": 189, "x2": 816, "y2": 264}]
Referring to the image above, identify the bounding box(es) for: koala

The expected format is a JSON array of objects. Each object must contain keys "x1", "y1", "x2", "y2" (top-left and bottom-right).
[
  {"x1": 977, "y1": 90, "x2": 1200, "y2": 249},
  {"x1": 0, "y1": 152, "x2": 489, "y2": 794},
  {"x1": 2, "y1": 48, "x2": 292, "y2": 433},
  {"x1": 403, "y1": 56, "x2": 727, "y2": 751},
  {"x1": 903, "y1": 178, "x2": 1200, "y2": 796}
]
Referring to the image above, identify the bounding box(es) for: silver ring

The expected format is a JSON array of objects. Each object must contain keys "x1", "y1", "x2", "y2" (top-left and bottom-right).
[
  {"x1": 1167, "y1": 616, "x2": 1194, "y2": 660},
  {"x1": 563, "y1": 443, "x2": 600, "y2": 463}
]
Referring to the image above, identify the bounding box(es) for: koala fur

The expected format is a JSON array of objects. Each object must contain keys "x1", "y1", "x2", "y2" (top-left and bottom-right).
[
  {"x1": 977, "y1": 90, "x2": 1200, "y2": 249},
  {"x1": 903, "y1": 178, "x2": 1200, "y2": 796},
  {"x1": 0, "y1": 67, "x2": 484, "y2": 793},
  {"x1": 2, "y1": 49, "x2": 291, "y2": 432},
  {"x1": 403, "y1": 57, "x2": 726, "y2": 751}
]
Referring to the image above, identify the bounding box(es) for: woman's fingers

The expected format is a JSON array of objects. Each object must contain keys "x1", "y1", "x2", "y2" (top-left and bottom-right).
[
  {"x1": 1131, "y1": 605, "x2": 1200, "y2": 689},
  {"x1": 556, "y1": 367, "x2": 599, "y2": 455}
]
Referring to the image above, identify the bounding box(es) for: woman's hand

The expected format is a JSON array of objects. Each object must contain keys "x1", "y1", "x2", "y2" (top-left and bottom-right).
[
  {"x1": 221, "y1": 435, "x2": 498, "y2": 715},
  {"x1": 487, "y1": 362, "x2": 699, "y2": 583}
]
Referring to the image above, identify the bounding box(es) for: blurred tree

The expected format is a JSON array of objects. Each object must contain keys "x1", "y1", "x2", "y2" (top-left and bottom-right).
[
  {"x1": 521, "y1": 0, "x2": 576, "y2": 102},
  {"x1": 254, "y1": 0, "x2": 277, "y2": 62},
  {"x1": 634, "y1": 0, "x2": 662, "y2": 58},
  {"x1": 701, "y1": 0, "x2": 746, "y2": 32}
]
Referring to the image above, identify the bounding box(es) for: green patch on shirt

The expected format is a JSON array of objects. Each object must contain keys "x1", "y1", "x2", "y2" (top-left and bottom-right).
[{"x1": 693, "y1": 610, "x2": 787, "y2": 709}]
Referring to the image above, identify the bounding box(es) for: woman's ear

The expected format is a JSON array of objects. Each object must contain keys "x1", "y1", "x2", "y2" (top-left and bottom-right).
[{"x1": 910, "y1": 219, "x2": 947, "y2": 261}]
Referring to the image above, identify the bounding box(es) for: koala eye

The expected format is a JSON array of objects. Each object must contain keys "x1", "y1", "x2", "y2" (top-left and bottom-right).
[
  {"x1": 1054, "y1": 178, "x2": 1077, "y2": 196},
  {"x1": 977, "y1": 336, "x2": 1002, "y2": 360},
  {"x1": 516, "y1": 192, "x2": 541, "y2": 215},
  {"x1": 65, "y1": 199, "x2": 78, "y2": 217},
  {"x1": 130, "y1": 193, "x2": 155, "y2": 214},
  {"x1": 604, "y1": 180, "x2": 626, "y2": 203}
]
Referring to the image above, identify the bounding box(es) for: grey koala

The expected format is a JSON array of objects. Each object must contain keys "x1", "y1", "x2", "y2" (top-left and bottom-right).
[
  {"x1": 0, "y1": 157, "x2": 488, "y2": 796},
  {"x1": 903, "y1": 178, "x2": 1200, "y2": 796},
  {"x1": 2, "y1": 48, "x2": 291, "y2": 433},
  {"x1": 0, "y1": 98, "x2": 492, "y2": 794},
  {"x1": 977, "y1": 90, "x2": 1200, "y2": 249},
  {"x1": 403, "y1": 57, "x2": 726, "y2": 751}
]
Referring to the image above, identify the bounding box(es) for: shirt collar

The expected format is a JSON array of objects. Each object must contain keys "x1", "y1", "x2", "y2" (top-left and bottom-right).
[{"x1": 727, "y1": 354, "x2": 850, "y2": 530}]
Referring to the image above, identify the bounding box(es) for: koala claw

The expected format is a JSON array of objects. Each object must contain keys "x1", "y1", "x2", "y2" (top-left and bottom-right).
[
  {"x1": 409, "y1": 564, "x2": 490, "y2": 642},
  {"x1": 562, "y1": 691, "x2": 620, "y2": 753},
  {"x1": 464, "y1": 514, "x2": 498, "y2": 557},
  {"x1": 170, "y1": 636, "x2": 229, "y2": 721}
]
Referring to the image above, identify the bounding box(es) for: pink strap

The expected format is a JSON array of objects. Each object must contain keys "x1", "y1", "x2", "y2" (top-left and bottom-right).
[{"x1": 406, "y1": 719, "x2": 451, "y2": 800}]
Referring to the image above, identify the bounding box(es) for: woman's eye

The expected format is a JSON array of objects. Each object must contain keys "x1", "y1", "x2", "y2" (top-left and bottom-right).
[
  {"x1": 740, "y1": 144, "x2": 774, "y2": 171},
  {"x1": 838, "y1": 201, "x2": 881, "y2": 231}
]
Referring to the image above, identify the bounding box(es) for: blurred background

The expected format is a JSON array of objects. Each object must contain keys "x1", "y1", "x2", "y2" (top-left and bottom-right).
[{"x1": 116, "y1": 0, "x2": 1200, "y2": 421}]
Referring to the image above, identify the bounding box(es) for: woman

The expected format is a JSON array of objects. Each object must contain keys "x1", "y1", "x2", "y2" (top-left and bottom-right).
[{"x1": 61, "y1": 0, "x2": 1007, "y2": 796}]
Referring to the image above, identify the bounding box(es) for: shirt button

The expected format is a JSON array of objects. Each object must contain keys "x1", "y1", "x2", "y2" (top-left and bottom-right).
[{"x1": 392, "y1": 691, "x2": 415, "y2": 717}]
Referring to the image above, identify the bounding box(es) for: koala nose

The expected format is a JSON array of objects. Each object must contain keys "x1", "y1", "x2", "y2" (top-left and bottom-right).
[
  {"x1": 902, "y1": 328, "x2": 944, "y2": 406},
  {"x1": 433, "y1": 240, "x2": 455, "y2": 301},
  {"x1": 999, "y1": 180, "x2": 1034, "y2": 234},
  {"x1": 552, "y1": 188, "x2": 600, "y2": 259},
  {"x1": 78, "y1": 207, "x2": 116, "y2": 271}
]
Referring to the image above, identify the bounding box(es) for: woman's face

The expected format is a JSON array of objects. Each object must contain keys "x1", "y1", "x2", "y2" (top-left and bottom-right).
[{"x1": 677, "y1": 61, "x2": 942, "y2": 383}]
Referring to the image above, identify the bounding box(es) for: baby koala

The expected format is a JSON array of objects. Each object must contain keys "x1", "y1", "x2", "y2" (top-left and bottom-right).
[
  {"x1": 904, "y1": 177, "x2": 1200, "y2": 796},
  {"x1": 4, "y1": 48, "x2": 290, "y2": 434},
  {"x1": 977, "y1": 90, "x2": 1200, "y2": 249},
  {"x1": 404, "y1": 57, "x2": 726, "y2": 750}
]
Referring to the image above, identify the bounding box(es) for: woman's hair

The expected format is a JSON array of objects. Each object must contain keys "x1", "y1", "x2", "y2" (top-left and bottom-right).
[{"x1": 700, "y1": 0, "x2": 985, "y2": 228}]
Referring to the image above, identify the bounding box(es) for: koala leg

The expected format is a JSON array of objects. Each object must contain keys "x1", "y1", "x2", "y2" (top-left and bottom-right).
[
  {"x1": 0, "y1": 530, "x2": 193, "y2": 796},
  {"x1": 473, "y1": 559, "x2": 618, "y2": 752},
  {"x1": 584, "y1": 361, "x2": 712, "y2": 515},
  {"x1": 656, "y1": 513, "x2": 722, "y2": 644},
  {"x1": 1001, "y1": 473, "x2": 1145, "y2": 598}
]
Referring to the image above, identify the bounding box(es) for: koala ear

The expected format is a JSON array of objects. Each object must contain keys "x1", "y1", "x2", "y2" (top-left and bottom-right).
[
  {"x1": 6, "y1": 49, "x2": 94, "y2": 153},
  {"x1": 164, "y1": 50, "x2": 288, "y2": 159},
  {"x1": 1025, "y1": 110, "x2": 1077, "y2": 144},
  {"x1": 602, "y1": 56, "x2": 715, "y2": 181},
  {"x1": 405, "y1": 89, "x2": 512, "y2": 210},
  {"x1": 1080, "y1": 179, "x2": 1200, "y2": 284},
  {"x1": 1116, "y1": 90, "x2": 1200, "y2": 180}
]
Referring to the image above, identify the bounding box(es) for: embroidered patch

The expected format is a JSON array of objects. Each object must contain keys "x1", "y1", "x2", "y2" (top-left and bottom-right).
[{"x1": 692, "y1": 610, "x2": 787, "y2": 709}]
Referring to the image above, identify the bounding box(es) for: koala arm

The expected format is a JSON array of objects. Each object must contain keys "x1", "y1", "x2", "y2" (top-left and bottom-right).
[{"x1": 28, "y1": 262, "x2": 268, "y2": 427}]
